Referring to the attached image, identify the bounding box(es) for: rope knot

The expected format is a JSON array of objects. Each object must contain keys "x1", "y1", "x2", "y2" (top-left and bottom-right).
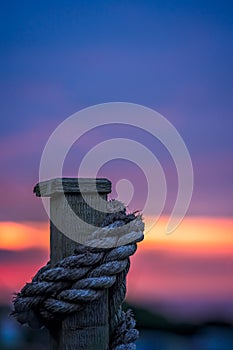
[{"x1": 12, "y1": 201, "x2": 144, "y2": 349}]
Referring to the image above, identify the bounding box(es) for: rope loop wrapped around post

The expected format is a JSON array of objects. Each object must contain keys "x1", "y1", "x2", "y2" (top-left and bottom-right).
[{"x1": 13, "y1": 200, "x2": 144, "y2": 349}]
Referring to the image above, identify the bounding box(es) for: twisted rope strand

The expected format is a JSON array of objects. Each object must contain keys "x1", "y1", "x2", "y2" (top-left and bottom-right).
[{"x1": 13, "y1": 200, "x2": 144, "y2": 349}]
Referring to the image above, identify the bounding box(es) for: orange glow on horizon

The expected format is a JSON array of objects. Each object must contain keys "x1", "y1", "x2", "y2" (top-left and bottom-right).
[
  {"x1": 0, "y1": 217, "x2": 233, "y2": 308},
  {"x1": 0, "y1": 221, "x2": 49, "y2": 250},
  {"x1": 141, "y1": 215, "x2": 233, "y2": 254},
  {"x1": 0, "y1": 216, "x2": 232, "y2": 254}
]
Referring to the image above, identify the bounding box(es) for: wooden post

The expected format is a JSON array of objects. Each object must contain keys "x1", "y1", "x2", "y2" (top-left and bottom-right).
[{"x1": 34, "y1": 178, "x2": 112, "y2": 350}]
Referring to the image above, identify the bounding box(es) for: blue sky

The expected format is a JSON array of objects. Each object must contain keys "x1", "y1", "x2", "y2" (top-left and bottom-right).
[{"x1": 0, "y1": 0, "x2": 233, "y2": 220}]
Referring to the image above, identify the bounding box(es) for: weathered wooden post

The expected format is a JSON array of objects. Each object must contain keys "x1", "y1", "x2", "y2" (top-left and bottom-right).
[{"x1": 34, "y1": 177, "x2": 111, "y2": 350}]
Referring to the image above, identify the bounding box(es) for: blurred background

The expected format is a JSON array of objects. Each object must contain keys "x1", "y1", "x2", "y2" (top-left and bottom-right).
[{"x1": 0, "y1": 1, "x2": 233, "y2": 349}]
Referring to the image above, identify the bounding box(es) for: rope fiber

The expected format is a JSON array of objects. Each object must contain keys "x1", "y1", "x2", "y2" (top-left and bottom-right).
[{"x1": 13, "y1": 200, "x2": 144, "y2": 349}]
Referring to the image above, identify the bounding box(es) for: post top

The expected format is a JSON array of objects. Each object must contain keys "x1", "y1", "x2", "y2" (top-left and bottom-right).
[{"x1": 33, "y1": 178, "x2": 112, "y2": 197}]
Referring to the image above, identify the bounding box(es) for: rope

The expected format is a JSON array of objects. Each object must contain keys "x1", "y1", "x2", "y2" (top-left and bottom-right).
[{"x1": 12, "y1": 200, "x2": 144, "y2": 349}]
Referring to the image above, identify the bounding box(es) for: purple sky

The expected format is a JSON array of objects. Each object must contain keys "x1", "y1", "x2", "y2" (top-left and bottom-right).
[
  {"x1": 1, "y1": 0, "x2": 233, "y2": 221},
  {"x1": 1, "y1": 2, "x2": 233, "y2": 322}
]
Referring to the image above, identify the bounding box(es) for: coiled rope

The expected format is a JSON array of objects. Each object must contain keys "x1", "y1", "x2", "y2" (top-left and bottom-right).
[{"x1": 13, "y1": 200, "x2": 144, "y2": 349}]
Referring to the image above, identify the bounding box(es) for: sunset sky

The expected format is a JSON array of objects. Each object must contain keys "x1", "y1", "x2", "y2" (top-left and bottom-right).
[{"x1": 0, "y1": 0, "x2": 233, "y2": 322}]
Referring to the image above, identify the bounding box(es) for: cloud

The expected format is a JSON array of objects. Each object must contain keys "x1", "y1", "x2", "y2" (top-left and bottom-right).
[
  {"x1": 0, "y1": 247, "x2": 49, "y2": 303},
  {"x1": 0, "y1": 248, "x2": 48, "y2": 264},
  {"x1": 127, "y1": 247, "x2": 233, "y2": 321}
]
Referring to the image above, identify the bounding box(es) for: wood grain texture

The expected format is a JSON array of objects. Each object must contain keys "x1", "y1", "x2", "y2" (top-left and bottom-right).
[
  {"x1": 34, "y1": 178, "x2": 111, "y2": 350},
  {"x1": 34, "y1": 178, "x2": 111, "y2": 197}
]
